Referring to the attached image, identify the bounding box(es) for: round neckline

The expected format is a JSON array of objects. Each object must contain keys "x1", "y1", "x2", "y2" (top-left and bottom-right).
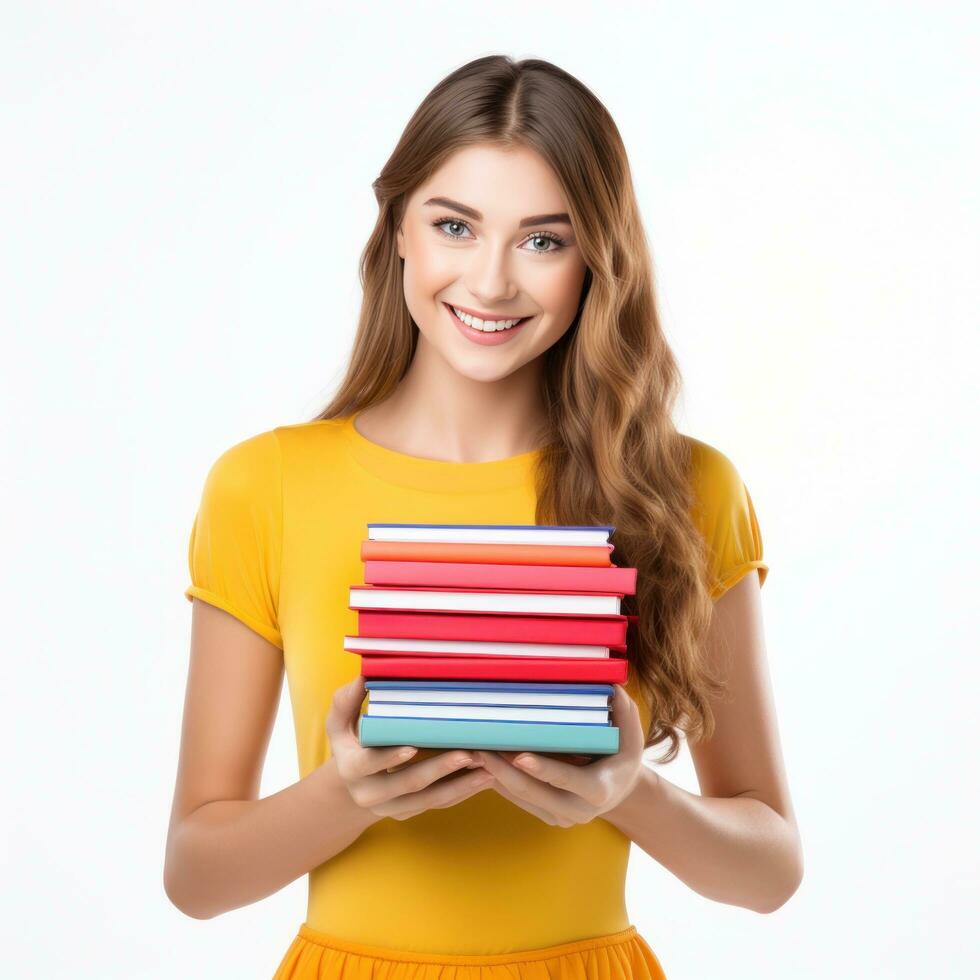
[{"x1": 338, "y1": 412, "x2": 544, "y2": 492}]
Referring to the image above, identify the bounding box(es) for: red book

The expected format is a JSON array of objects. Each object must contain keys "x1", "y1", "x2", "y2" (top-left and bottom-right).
[
  {"x1": 354, "y1": 610, "x2": 629, "y2": 649},
  {"x1": 362, "y1": 559, "x2": 636, "y2": 595},
  {"x1": 357, "y1": 653, "x2": 629, "y2": 684}
]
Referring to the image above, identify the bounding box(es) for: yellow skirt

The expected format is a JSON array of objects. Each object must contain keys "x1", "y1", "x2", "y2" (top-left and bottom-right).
[{"x1": 272, "y1": 923, "x2": 668, "y2": 980}]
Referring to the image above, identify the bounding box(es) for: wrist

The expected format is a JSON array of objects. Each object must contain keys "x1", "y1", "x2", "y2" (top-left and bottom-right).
[
  {"x1": 309, "y1": 756, "x2": 380, "y2": 833},
  {"x1": 603, "y1": 764, "x2": 666, "y2": 835}
]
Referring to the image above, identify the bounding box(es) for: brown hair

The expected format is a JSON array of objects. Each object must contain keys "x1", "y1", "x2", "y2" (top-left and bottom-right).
[{"x1": 313, "y1": 55, "x2": 722, "y2": 763}]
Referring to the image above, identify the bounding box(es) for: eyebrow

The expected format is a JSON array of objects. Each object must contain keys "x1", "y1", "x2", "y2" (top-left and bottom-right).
[{"x1": 423, "y1": 196, "x2": 572, "y2": 228}]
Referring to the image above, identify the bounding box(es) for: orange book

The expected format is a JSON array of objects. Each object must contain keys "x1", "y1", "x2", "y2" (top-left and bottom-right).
[{"x1": 360, "y1": 540, "x2": 614, "y2": 567}]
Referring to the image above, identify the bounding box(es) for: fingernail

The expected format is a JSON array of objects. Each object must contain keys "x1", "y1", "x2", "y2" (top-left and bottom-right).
[
  {"x1": 516, "y1": 755, "x2": 536, "y2": 768},
  {"x1": 398, "y1": 748, "x2": 416, "y2": 760}
]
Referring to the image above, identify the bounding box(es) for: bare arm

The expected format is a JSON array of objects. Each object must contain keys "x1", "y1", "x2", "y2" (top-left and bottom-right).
[
  {"x1": 163, "y1": 600, "x2": 375, "y2": 920},
  {"x1": 604, "y1": 572, "x2": 804, "y2": 913},
  {"x1": 164, "y1": 600, "x2": 497, "y2": 920}
]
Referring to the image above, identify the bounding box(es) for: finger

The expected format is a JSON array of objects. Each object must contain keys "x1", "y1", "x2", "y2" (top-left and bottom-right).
[
  {"x1": 324, "y1": 680, "x2": 368, "y2": 765},
  {"x1": 428, "y1": 768, "x2": 496, "y2": 809},
  {"x1": 325, "y1": 675, "x2": 367, "y2": 742},
  {"x1": 509, "y1": 751, "x2": 581, "y2": 794},
  {"x1": 367, "y1": 749, "x2": 477, "y2": 796},
  {"x1": 489, "y1": 777, "x2": 563, "y2": 826},
  {"x1": 475, "y1": 751, "x2": 583, "y2": 816},
  {"x1": 358, "y1": 743, "x2": 421, "y2": 777},
  {"x1": 495, "y1": 750, "x2": 589, "y2": 801},
  {"x1": 376, "y1": 767, "x2": 495, "y2": 819},
  {"x1": 611, "y1": 684, "x2": 644, "y2": 753}
]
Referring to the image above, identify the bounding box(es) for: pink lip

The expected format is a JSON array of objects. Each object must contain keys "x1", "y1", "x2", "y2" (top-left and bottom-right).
[{"x1": 444, "y1": 302, "x2": 532, "y2": 347}]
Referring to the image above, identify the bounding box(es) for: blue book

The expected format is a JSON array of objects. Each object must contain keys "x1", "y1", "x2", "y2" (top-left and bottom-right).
[{"x1": 365, "y1": 680, "x2": 613, "y2": 724}]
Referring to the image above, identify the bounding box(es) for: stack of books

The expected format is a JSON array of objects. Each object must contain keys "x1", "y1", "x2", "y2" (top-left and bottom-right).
[{"x1": 345, "y1": 523, "x2": 636, "y2": 765}]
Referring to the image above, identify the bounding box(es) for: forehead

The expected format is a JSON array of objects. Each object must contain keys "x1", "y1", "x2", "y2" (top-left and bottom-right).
[{"x1": 410, "y1": 144, "x2": 569, "y2": 220}]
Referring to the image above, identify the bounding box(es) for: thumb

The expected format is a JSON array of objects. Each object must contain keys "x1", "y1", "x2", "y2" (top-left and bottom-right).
[
  {"x1": 611, "y1": 684, "x2": 642, "y2": 752},
  {"x1": 327, "y1": 675, "x2": 367, "y2": 736}
]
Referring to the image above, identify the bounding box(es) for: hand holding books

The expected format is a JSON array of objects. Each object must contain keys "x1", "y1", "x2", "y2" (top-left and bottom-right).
[
  {"x1": 325, "y1": 675, "x2": 497, "y2": 823},
  {"x1": 467, "y1": 683, "x2": 650, "y2": 828}
]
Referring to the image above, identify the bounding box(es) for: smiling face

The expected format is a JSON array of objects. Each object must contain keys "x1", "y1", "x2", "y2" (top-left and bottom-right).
[{"x1": 395, "y1": 143, "x2": 588, "y2": 382}]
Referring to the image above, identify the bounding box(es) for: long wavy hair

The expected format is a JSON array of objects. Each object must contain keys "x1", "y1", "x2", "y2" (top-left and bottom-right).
[{"x1": 313, "y1": 55, "x2": 723, "y2": 763}]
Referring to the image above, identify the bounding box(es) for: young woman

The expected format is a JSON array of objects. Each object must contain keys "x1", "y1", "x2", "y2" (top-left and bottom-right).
[{"x1": 165, "y1": 55, "x2": 803, "y2": 979}]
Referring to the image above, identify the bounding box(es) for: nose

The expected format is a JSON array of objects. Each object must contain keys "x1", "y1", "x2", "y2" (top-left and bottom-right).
[{"x1": 463, "y1": 241, "x2": 518, "y2": 306}]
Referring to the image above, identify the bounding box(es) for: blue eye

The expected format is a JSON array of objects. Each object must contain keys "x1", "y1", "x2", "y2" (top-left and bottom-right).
[
  {"x1": 430, "y1": 217, "x2": 568, "y2": 254},
  {"x1": 432, "y1": 218, "x2": 475, "y2": 240},
  {"x1": 520, "y1": 232, "x2": 566, "y2": 254}
]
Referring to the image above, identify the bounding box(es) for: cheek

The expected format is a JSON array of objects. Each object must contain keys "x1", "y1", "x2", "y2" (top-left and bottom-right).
[
  {"x1": 404, "y1": 233, "x2": 458, "y2": 296},
  {"x1": 535, "y1": 260, "x2": 587, "y2": 327}
]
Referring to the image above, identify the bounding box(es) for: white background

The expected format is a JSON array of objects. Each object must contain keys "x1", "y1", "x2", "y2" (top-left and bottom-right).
[{"x1": 3, "y1": 2, "x2": 977, "y2": 977}]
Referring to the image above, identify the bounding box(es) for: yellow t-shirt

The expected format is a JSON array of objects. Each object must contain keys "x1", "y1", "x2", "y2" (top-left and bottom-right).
[{"x1": 184, "y1": 413, "x2": 768, "y2": 953}]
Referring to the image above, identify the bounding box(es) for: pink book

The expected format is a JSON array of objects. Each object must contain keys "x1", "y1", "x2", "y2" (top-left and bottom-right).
[
  {"x1": 362, "y1": 559, "x2": 636, "y2": 595},
  {"x1": 357, "y1": 653, "x2": 629, "y2": 684}
]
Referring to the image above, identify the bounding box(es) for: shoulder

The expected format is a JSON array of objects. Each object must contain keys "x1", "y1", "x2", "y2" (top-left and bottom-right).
[
  {"x1": 204, "y1": 418, "x2": 347, "y2": 480},
  {"x1": 199, "y1": 418, "x2": 353, "y2": 509},
  {"x1": 683, "y1": 434, "x2": 750, "y2": 516},
  {"x1": 680, "y1": 434, "x2": 768, "y2": 598},
  {"x1": 202, "y1": 427, "x2": 282, "y2": 496},
  {"x1": 269, "y1": 417, "x2": 347, "y2": 464}
]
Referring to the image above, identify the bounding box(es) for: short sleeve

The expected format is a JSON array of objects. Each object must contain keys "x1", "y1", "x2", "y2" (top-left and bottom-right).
[
  {"x1": 687, "y1": 437, "x2": 769, "y2": 601},
  {"x1": 184, "y1": 429, "x2": 283, "y2": 648}
]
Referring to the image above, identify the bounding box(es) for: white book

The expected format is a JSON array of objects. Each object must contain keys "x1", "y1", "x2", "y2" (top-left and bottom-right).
[
  {"x1": 366, "y1": 702, "x2": 610, "y2": 725},
  {"x1": 349, "y1": 587, "x2": 622, "y2": 616},
  {"x1": 343, "y1": 635, "x2": 610, "y2": 659},
  {"x1": 369, "y1": 689, "x2": 610, "y2": 708},
  {"x1": 367, "y1": 522, "x2": 613, "y2": 547}
]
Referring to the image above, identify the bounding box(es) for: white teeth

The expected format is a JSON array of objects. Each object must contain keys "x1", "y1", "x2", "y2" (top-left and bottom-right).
[{"x1": 452, "y1": 306, "x2": 525, "y2": 331}]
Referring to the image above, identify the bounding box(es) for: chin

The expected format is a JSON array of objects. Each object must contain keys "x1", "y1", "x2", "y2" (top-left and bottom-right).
[{"x1": 446, "y1": 352, "x2": 521, "y2": 384}]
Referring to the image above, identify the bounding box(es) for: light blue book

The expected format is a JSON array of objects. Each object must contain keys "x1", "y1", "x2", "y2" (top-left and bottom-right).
[{"x1": 359, "y1": 715, "x2": 620, "y2": 755}]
